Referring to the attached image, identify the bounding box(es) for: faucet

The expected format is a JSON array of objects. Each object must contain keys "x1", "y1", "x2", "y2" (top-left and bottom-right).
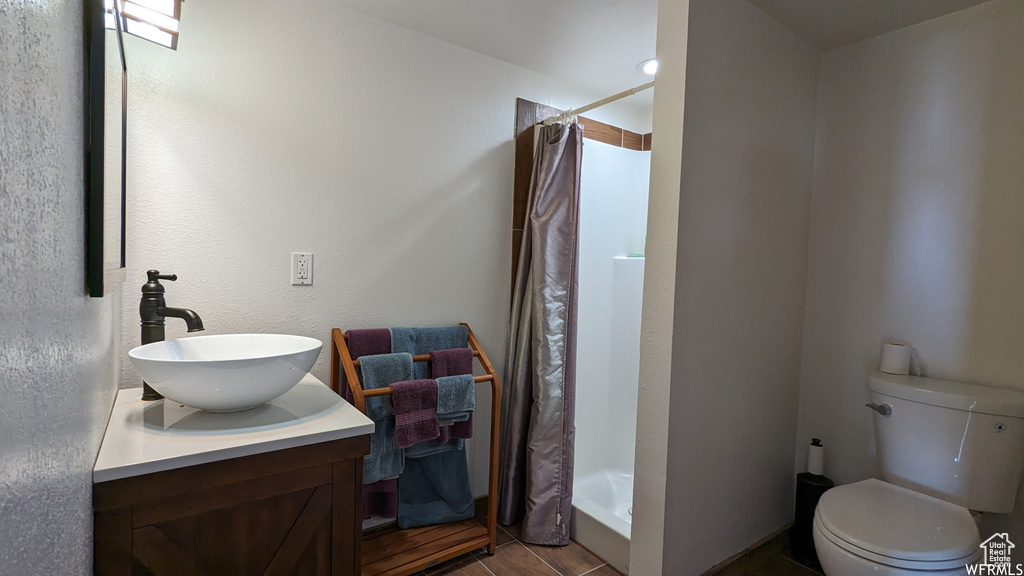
[{"x1": 139, "y1": 270, "x2": 205, "y2": 401}]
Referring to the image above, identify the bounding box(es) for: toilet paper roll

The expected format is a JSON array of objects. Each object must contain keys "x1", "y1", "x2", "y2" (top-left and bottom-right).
[
  {"x1": 880, "y1": 342, "x2": 911, "y2": 375},
  {"x1": 807, "y1": 439, "x2": 824, "y2": 476}
]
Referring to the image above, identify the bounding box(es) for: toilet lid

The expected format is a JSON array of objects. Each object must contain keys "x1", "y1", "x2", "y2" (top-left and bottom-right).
[{"x1": 816, "y1": 479, "x2": 980, "y2": 566}]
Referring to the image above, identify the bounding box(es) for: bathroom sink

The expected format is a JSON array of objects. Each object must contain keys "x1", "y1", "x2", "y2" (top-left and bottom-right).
[{"x1": 129, "y1": 334, "x2": 323, "y2": 412}]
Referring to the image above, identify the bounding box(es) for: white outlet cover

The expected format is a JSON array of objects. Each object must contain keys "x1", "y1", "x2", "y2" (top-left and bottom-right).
[{"x1": 291, "y1": 252, "x2": 313, "y2": 285}]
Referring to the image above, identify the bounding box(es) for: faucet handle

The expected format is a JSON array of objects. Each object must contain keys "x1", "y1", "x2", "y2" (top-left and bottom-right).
[{"x1": 146, "y1": 270, "x2": 177, "y2": 282}]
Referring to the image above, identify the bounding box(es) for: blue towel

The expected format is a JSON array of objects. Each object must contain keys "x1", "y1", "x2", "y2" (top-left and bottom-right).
[
  {"x1": 359, "y1": 353, "x2": 414, "y2": 420},
  {"x1": 365, "y1": 416, "x2": 403, "y2": 484},
  {"x1": 436, "y1": 374, "x2": 475, "y2": 422},
  {"x1": 360, "y1": 353, "x2": 414, "y2": 484},
  {"x1": 391, "y1": 326, "x2": 469, "y2": 379},
  {"x1": 397, "y1": 445, "x2": 475, "y2": 529},
  {"x1": 405, "y1": 437, "x2": 464, "y2": 459}
]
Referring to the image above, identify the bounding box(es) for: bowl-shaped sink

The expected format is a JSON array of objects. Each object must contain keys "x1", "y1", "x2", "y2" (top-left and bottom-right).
[{"x1": 129, "y1": 334, "x2": 322, "y2": 412}]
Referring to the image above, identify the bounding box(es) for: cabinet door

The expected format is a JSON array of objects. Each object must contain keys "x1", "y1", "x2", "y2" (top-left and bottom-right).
[{"x1": 131, "y1": 467, "x2": 334, "y2": 576}]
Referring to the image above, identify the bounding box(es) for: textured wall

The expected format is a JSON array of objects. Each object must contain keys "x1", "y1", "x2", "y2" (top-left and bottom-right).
[
  {"x1": 663, "y1": 0, "x2": 820, "y2": 572},
  {"x1": 115, "y1": 0, "x2": 648, "y2": 496},
  {"x1": 796, "y1": 0, "x2": 1024, "y2": 538},
  {"x1": 630, "y1": 0, "x2": 690, "y2": 572},
  {"x1": 0, "y1": 1, "x2": 121, "y2": 573}
]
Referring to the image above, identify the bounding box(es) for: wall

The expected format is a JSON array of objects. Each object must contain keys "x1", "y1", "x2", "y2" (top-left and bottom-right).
[
  {"x1": 661, "y1": 0, "x2": 820, "y2": 572},
  {"x1": 796, "y1": 0, "x2": 1024, "y2": 537},
  {"x1": 0, "y1": 2, "x2": 121, "y2": 574},
  {"x1": 575, "y1": 139, "x2": 649, "y2": 479},
  {"x1": 630, "y1": 0, "x2": 691, "y2": 571},
  {"x1": 117, "y1": 0, "x2": 648, "y2": 496}
]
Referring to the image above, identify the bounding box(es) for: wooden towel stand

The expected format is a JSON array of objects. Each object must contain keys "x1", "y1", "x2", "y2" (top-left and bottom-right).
[{"x1": 330, "y1": 323, "x2": 501, "y2": 576}]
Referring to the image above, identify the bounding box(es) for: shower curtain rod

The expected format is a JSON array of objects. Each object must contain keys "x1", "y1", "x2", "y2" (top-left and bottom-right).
[{"x1": 542, "y1": 81, "x2": 655, "y2": 126}]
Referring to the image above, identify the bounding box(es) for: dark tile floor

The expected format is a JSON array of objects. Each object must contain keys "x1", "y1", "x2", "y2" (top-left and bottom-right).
[
  {"x1": 415, "y1": 522, "x2": 624, "y2": 576},
  {"x1": 708, "y1": 531, "x2": 823, "y2": 576},
  {"x1": 710, "y1": 554, "x2": 822, "y2": 576}
]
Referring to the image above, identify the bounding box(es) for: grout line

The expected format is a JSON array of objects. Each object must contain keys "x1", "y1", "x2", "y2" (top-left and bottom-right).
[
  {"x1": 517, "y1": 541, "x2": 565, "y2": 576},
  {"x1": 505, "y1": 524, "x2": 618, "y2": 576},
  {"x1": 496, "y1": 525, "x2": 516, "y2": 548},
  {"x1": 476, "y1": 558, "x2": 498, "y2": 576}
]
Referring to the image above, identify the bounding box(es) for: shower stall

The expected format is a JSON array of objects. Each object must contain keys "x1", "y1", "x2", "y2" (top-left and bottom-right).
[{"x1": 572, "y1": 137, "x2": 650, "y2": 573}]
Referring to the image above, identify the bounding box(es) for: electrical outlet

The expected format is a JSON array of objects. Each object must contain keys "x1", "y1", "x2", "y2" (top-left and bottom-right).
[{"x1": 291, "y1": 252, "x2": 313, "y2": 285}]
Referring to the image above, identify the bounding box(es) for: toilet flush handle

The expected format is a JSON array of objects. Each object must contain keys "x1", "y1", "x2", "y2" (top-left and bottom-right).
[{"x1": 865, "y1": 403, "x2": 892, "y2": 416}]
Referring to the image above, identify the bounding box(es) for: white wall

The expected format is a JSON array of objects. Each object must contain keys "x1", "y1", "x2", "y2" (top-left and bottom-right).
[
  {"x1": 117, "y1": 0, "x2": 649, "y2": 496},
  {"x1": 575, "y1": 140, "x2": 650, "y2": 479},
  {"x1": 796, "y1": 0, "x2": 1024, "y2": 538},
  {"x1": 626, "y1": 0, "x2": 692, "y2": 565},
  {"x1": 661, "y1": 0, "x2": 820, "y2": 572},
  {"x1": 631, "y1": 0, "x2": 691, "y2": 571},
  {"x1": 0, "y1": 3, "x2": 121, "y2": 573}
]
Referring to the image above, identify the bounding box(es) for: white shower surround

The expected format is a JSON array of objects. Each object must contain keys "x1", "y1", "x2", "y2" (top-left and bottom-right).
[{"x1": 573, "y1": 138, "x2": 650, "y2": 573}]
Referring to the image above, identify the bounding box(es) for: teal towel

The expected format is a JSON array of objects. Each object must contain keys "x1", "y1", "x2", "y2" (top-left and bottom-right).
[
  {"x1": 405, "y1": 437, "x2": 464, "y2": 459},
  {"x1": 391, "y1": 326, "x2": 469, "y2": 379},
  {"x1": 365, "y1": 417, "x2": 403, "y2": 484},
  {"x1": 397, "y1": 445, "x2": 475, "y2": 529},
  {"x1": 359, "y1": 352, "x2": 414, "y2": 420},
  {"x1": 436, "y1": 374, "x2": 475, "y2": 422},
  {"x1": 359, "y1": 352, "x2": 414, "y2": 484}
]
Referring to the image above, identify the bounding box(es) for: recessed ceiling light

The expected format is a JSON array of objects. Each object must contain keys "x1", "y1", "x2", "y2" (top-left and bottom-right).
[{"x1": 637, "y1": 58, "x2": 658, "y2": 76}]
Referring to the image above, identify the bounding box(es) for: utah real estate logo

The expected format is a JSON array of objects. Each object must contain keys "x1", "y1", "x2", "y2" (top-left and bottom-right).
[{"x1": 968, "y1": 533, "x2": 1022, "y2": 575}]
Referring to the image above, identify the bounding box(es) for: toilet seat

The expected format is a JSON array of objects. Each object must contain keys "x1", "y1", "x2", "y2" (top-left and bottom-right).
[{"x1": 815, "y1": 479, "x2": 981, "y2": 571}]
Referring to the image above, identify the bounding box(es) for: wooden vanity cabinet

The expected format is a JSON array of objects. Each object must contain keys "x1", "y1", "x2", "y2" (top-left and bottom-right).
[{"x1": 94, "y1": 436, "x2": 369, "y2": 576}]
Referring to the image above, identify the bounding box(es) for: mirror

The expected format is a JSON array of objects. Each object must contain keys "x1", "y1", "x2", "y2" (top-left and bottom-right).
[{"x1": 85, "y1": 0, "x2": 127, "y2": 297}]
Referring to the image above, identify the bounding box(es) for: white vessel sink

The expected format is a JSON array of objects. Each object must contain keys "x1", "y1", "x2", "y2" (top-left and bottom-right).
[{"x1": 129, "y1": 334, "x2": 323, "y2": 412}]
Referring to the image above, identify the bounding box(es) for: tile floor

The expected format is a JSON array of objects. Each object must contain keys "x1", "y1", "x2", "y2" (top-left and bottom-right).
[
  {"x1": 414, "y1": 522, "x2": 624, "y2": 576},
  {"x1": 710, "y1": 554, "x2": 822, "y2": 576},
  {"x1": 708, "y1": 531, "x2": 823, "y2": 576}
]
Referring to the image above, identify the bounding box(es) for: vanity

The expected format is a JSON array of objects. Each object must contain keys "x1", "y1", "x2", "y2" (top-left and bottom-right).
[{"x1": 93, "y1": 374, "x2": 374, "y2": 575}]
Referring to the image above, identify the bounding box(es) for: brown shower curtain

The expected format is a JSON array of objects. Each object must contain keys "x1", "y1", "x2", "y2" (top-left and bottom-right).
[{"x1": 498, "y1": 122, "x2": 582, "y2": 546}]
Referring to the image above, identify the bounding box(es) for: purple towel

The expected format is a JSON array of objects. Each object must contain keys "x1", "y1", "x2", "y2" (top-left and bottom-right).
[
  {"x1": 343, "y1": 329, "x2": 391, "y2": 402},
  {"x1": 391, "y1": 379, "x2": 440, "y2": 448},
  {"x1": 346, "y1": 328, "x2": 396, "y2": 518},
  {"x1": 363, "y1": 478, "x2": 398, "y2": 520},
  {"x1": 430, "y1": 347, "x2": 474, "y2": 378},
  {"x1": 430, "y1": 348, "x2": 474, "y2": 441}
]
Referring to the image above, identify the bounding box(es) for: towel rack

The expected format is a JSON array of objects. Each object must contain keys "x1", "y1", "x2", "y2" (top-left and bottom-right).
[{"x1": 329, "y1": 323, "x2": 501, "y2": 576}]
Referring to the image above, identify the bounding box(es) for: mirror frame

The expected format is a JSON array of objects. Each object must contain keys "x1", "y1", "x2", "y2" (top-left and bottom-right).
[{"x1": 85, "y1": 0, "x2": 127, "y2": 297}]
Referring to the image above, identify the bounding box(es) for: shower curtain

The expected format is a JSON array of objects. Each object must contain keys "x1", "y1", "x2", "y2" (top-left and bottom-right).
[{"x1": 498, "y1": 122, "x2": 582, "y2": 546}]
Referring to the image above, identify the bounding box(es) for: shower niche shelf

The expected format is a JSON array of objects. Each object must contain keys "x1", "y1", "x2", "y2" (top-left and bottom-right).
[{"x1": 330, "y1": 323, "x2": 501, "y2": 576}]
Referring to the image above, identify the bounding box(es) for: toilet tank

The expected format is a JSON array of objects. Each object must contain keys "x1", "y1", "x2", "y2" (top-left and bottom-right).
[{"x1": 869, "y1": 372, "x2": 1024, "y2": 513}]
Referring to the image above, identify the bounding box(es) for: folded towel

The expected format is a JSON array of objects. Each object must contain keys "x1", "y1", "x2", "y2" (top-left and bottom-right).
[
  {"x1": 436, "y1": 374, "x2": 475, "y2": 419},
  {"x1": 391, "y1": 379, "x2": 440, "y2": 448},
  {"x1": 405, "y1": 436, "x2": 464, "y2": 459},
  {"x1": 360, "y1": 352, "x2": 413, "y2": 485},
  {"x1": 437, "y1": 416, "x2": 473, "y2": 444},
  {"x1": 343, "y1": 329, "x2": 392, "y2": 402},
  {"x1": 391, "y1": 326, "x2": 469, "y2": 379},
  {"x1": 430, "y1": 348, "x2": 475, "y2": 441},
  {"x1": 436, "y1": 374, "x2": 475, "y2": 442},
  {"x1": 364, "y1": 416, "x2": 403, "y2": 484},
  {"x1": 429, "y1": 347, "x2": 474, "y2": 378},
  {"x1": 348, "y1": 329, "x2": 393, "y2": 359},
  {"x1": 397, "y1": 445, "x2": 475, "y2": 529},
  {"x1": 363, "y1": 478, "x2": 398, "y2": 520},
  {"x1": 359, "y1": 352, "x2": 414, "y2": 420}
]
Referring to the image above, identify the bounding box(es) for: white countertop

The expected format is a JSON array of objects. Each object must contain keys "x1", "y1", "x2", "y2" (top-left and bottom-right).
[{"x1": 93, "y1": 374, "x2": 374, "y2": 483}]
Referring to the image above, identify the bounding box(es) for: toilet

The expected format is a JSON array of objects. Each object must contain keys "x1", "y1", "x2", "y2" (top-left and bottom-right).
[{"x1": 813, "y1": 372, "x2": 1024, "y2": 576}]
